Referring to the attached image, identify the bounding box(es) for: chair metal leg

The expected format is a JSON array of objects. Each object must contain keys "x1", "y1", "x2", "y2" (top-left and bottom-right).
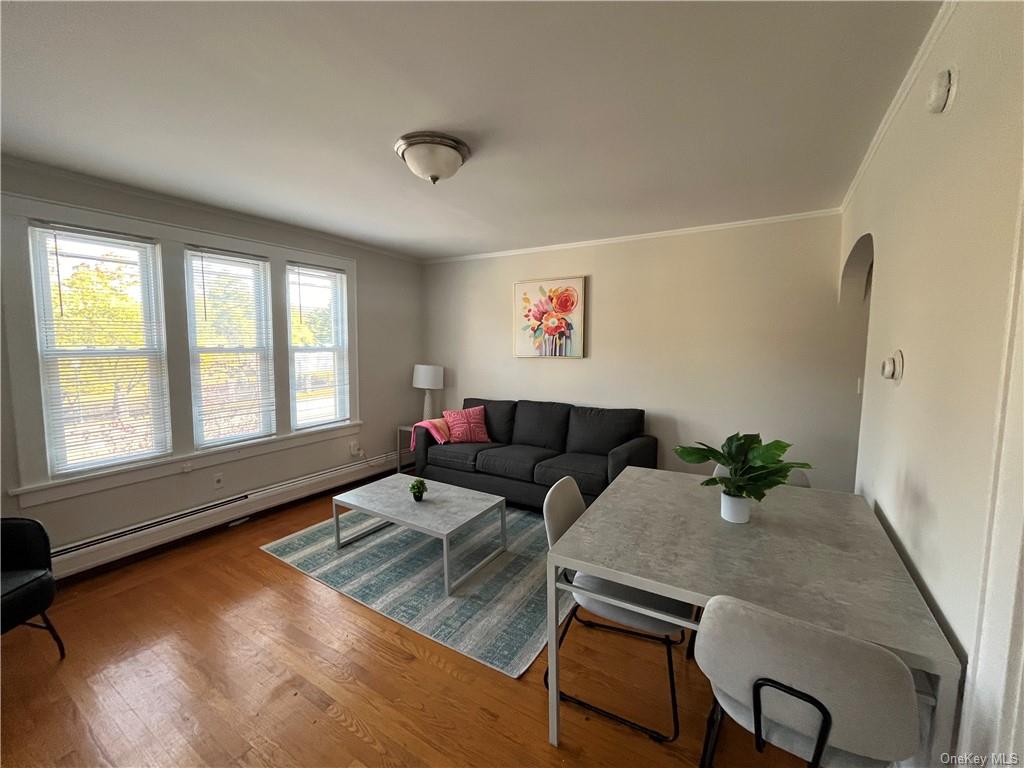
[
  {"x1": 544, "y1": 605, "x2": 681, "y2": 742},
  {"x1": 41, "y1": 612, "x2": 66, "y2": 660},
  {"x1": 24, "y1": 612, "x2": 66, "y2": 660},
  {"x1": 699, "y1": 698, "x2": 724, "y2": 768},
  {"x1": 686, "y1": 606, "x2": 703, "y2": 660}
]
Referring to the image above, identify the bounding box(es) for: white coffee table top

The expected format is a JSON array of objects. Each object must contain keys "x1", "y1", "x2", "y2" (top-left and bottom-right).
[{"x1": 333, "y1": 473, "x2": 505, "y2": 537}]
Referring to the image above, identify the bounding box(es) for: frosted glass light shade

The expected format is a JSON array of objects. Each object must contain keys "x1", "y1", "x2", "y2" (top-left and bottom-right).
[
  {"x1": 412, "y1": 364, "x2": 443, "y2": 390},
  {"x1": 402, "y1": 143, "x2": 463, "y2": 184},
  {"x1": 394, "y1": 132, "x2": 471, "y2": 185}
]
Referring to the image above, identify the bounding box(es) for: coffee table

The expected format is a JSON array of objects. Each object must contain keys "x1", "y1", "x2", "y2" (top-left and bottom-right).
[{"x1": 332, "y1": 473, "x2": 507, "y2": 595}]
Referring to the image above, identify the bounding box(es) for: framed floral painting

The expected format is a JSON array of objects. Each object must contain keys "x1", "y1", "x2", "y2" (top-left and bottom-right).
[{"x1": 514, "y1": 276, "x2": 585, "y2": 358}]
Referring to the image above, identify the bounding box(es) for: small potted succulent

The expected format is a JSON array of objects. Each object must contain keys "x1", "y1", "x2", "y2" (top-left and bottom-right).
[
  {"x1": 409, "y1": 477, "x2": 428, "y2": 502},
  {"x1": 674, "y1": 433, "x2": 811, "y2": 524}
]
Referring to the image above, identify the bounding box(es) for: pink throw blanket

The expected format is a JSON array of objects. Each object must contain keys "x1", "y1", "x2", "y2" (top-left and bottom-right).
[{"x1": 410, "y1": 418, "x2": 450, "y2": 451}]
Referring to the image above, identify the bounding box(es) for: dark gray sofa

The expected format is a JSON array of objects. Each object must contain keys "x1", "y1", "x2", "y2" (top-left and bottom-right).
[{"x1": 413, "y1": 398, "x2": 657, "y2": 508}]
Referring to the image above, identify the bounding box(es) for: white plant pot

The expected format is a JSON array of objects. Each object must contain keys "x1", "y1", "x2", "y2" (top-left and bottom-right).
[{"x1": 720, "y1": 493, "x2": 753, "y2": 524}]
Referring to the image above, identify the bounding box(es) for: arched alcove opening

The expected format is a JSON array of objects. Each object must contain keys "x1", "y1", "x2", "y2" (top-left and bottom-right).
[
  {"x1": 839, "y1": 232, "x2": 875, "y2": 447},
  {"x1": 840, "y1": 233, "x2": 875, "y2": 304}
]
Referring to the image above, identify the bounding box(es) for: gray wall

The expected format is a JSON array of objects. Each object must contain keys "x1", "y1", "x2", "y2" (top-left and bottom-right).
[{"x1": 1, "y1": 158, "x2": 424, "y2": 546}]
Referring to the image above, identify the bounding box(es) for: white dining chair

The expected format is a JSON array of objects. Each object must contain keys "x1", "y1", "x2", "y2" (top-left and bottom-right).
[
  {"x1": 542, "y1": 476, "x2": 695, "y2": 742},
  {"x1": 694, "y1": 595, "x2": 919, "y2": 767}
]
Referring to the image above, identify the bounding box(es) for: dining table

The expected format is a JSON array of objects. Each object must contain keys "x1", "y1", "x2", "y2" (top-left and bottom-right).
[{"x1": 546, "y1": 467, "x2": 961, "y2": 767}]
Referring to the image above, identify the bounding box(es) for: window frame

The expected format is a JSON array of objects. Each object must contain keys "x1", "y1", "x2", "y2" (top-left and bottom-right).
[
  {"x1": 2, "y1": 195, "x2": 361, "y2": 499},
  {"x1": 286, "y1": 262, "x2": 352, "y2": 431},
  {"x1": 27, "y1": 224, "x2": 173, "y2": 475},
  {"x1": 184, "y1": 247, "x2": 277, "y2": 449}
]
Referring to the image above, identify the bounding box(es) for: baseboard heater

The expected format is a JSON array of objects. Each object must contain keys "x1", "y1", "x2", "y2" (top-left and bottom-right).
[
  {"x1": 51, "y1": 452, "x2": 395, "y2": 579},
  {"x1": 51, "y1": 494, "x2": 248, "y2": 558}
]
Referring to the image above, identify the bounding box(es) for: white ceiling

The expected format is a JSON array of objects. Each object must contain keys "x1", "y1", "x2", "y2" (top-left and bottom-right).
[{"x1": 1, "y1": 2, "x2": 938, "y2": 260}]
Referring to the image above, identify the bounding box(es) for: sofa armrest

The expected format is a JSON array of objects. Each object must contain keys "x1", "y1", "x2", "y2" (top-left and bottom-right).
[
  {"x1": 413, "y1": 426, "x2": 438, "y2": 475},
  {"x1": 608, "y1": 435, "x2": 658, "y2": 482},
  {"x1": 1, "y1": 517, "x2": 52, "y2": 572}
]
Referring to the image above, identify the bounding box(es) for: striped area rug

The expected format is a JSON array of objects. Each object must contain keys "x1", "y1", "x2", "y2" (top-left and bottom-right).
[{"x1": 261, "y1": 506, "x2": 574, "y2": 678}]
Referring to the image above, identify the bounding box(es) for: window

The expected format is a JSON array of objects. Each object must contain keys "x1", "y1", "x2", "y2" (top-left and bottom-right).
[
  {"x1": 185, "y1": 249, "x2": 275, "y2": 447},
  {"x1": 287, "y1": 264, "x2": 350, "y2": 428},
  {"x1": 28, "y1": 226, "x2": 172, "y2": 473}
]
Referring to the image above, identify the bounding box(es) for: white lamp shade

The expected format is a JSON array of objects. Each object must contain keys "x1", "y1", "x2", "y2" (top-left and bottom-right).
[
  {"x1": 402, "y1": 143, "x2": 464, "y2": 183},
  {"x1": 412, "y1": 364, "x2": 444, "y2": 390}
]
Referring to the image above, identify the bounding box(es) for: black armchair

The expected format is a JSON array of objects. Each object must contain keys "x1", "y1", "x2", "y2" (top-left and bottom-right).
[{"x1": 1, "y1": 517, "x2": 65, "y2": 659}]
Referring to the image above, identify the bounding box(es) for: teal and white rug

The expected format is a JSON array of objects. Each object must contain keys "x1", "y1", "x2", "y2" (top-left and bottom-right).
[{"x1": 261, "y1": 506, "x2": 574, "y2": 678}]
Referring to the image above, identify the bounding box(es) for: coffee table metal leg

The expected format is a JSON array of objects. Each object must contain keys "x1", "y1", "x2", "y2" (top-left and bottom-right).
[
  {"x1": 444, "y1": 502, "x2": 508, "y2": 596},
  {"x1": 334, "y1": 501, "x2": 341, "y2": 549},
  {"x1": 336, "y1": 518, "x2": 392, "y2": 550},
  {"x1": 443, "y1": 536, "x2": 452, "y2": 595}
]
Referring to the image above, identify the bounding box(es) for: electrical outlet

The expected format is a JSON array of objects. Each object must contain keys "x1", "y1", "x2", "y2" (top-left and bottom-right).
[
  {"x1": 349, "y1": 440, "x2": 362, "y2": 457},
  {"x1": 213, "y1": 472, "x2": 224, "y2": 489}
]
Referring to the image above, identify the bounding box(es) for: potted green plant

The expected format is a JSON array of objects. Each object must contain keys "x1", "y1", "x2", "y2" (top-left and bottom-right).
[
  {"x1": 673, "y1": 433, "x2": 811, "y2": 524},
  {"x1": 409, "y1": 478, "x2": 427, "y2": 502}
]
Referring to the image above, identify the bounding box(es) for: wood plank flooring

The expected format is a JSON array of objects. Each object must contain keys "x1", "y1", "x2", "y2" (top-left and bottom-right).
[{"x1": 2, "y1": 490, "x2": 802, "y2": 768}]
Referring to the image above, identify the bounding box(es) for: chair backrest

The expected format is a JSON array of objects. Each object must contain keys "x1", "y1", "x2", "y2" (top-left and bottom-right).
[
  {"x1": 694, "y1": 595, "x2": 918, "y2": 762},
  {"x1": 542, "y1": 476, "x2": 586, "y2": 547},
  {"x1": 713, "y1": 464, "x2": 811, "y2": 488}
]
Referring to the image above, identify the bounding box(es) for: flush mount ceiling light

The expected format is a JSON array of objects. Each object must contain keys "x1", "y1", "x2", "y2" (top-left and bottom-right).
[{"x1": 394, "y1": 131, "x2": 471, "y2": 184}]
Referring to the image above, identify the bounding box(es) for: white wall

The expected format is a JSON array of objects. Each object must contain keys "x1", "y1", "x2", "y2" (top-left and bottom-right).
[
  {"x1": 839, "y1": 1, "x2": 1023, "y2": 749},
  {"x1": 423, "y1": 213, "x2": 869, "y2": 492},
  {"x1": 0, "y1": 158, "x2": 424, "y2": 548}
]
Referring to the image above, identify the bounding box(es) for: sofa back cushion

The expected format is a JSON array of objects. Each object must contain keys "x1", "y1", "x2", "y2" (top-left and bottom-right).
[
  {"x1": 463, "y1": 398, "x2": 517, "y2": 444},
  {"x1": 512, "y1": 400, "x2": 572, "y2": 452},
  {"x1": 566, "y1": 406, "x2": 645, "y2": 455}
]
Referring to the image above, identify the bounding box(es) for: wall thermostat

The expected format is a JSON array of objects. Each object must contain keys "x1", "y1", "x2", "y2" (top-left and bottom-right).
[{"x1": 881, "y1": 349, "x2": 905, "y2": 382}]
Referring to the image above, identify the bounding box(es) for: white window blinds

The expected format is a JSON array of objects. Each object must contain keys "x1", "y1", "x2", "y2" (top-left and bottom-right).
[
  {"x1": 28, "y1": 226, "x2": 172, "y2": 474},
  {"x1": 286, "y1": 264, "x2": 350, "y2": 428},
  {"x1": 185, "y1": 249, "x2": 275, "y2": 447}
]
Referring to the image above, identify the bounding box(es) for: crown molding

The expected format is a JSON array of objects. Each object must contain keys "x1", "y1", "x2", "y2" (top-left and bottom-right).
[
  {"x1": 839, "y1": 2, "x2": 958, "y2": 213},
  {"x1": 424, "y1": 207, "x2": 842, "y2": 265}
]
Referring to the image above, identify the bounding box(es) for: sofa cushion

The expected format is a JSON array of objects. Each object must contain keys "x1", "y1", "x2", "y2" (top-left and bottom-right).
[
  {"x1": 477, "y1": 444, "x2": 560, "y2": 482},
  {"x1": 463, "y1": 398, "x2": 517, "y2": 444},
  {"x1": 534, "y1": 453, "x2": 610, "y2": 497},
  {"x1": 566, "y1": 406, "x2": 645, "y2": 455},
  {"x1": 511, "y1": 400, "x2": 572, "y2": 452},
  {"x1": 427, "y1": 442, "x2": 500, "y2": 473}
]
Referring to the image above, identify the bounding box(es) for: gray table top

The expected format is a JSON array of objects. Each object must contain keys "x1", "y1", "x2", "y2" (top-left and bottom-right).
[
  {"x1": 549, "y1": 467, "x2": 959, "y2": 673},
  {"x1": 333, "y1": 473, "x2": 504, "y2": 537}
]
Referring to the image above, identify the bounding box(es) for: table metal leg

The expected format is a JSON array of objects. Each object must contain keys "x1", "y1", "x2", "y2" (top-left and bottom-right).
[
  {"x1": 930, "y1": 663, "x2": 961, "y2": 764},
  {"x1": 334, "y1": 501, "x2": 341, "y2": 549},
  {"x1": 547, "y1": 558, "x2": 560, "y2": 746},
  {"x1": 443, "y1": 536, "x2": 452, "y2": 595},
  {"x1": 443, "y1": 503, "x2": 508, "y2": 596}
]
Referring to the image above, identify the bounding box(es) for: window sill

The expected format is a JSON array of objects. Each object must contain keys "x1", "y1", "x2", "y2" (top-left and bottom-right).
[{"x1": 10, "y1": 420, "x2": 363, "y2": 508}]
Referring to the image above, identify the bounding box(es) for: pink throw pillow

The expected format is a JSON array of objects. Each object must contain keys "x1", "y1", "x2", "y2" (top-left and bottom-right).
[{"x1": 443, "y1": 406, "x2": 491, "y2": 444}]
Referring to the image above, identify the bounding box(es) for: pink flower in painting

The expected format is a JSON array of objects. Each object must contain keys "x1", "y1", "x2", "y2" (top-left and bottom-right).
[
  {"x1": 541, "y1": 312, "x2": 568, "y2": 336},
  {"x1": 550, "y1": 286, "x2": 578, "y2": 314}
]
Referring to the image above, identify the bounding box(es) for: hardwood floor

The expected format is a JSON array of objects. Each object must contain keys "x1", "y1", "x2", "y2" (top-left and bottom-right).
[{"x1": 2, "y1": 490, "x2": 802, "y2": 768}]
